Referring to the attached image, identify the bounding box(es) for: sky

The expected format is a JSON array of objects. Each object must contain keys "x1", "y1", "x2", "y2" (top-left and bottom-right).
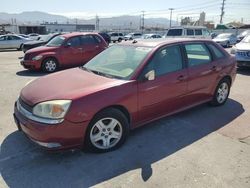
[{"x1": 1, "y1": 0, "x2": 250, "y2": 23}]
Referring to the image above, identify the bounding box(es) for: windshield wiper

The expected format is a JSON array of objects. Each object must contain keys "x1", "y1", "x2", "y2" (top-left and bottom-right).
[
  {"x1": 80, "y1": 67, "x2": 121, "y2": 79},
  {"x1": 80, "y1": 66, "x2": 94, "y2": 73}
]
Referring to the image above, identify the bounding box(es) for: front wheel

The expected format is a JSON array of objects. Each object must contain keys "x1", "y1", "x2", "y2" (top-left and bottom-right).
[
  {"x1": 42, "y1": 58, "x2": 58, "y2": 73},
  {"x1": 210, "y1": 78, "x2": 231, "y2": 106},
  {"x1": 85, "y1": 108, "x2": 129, "y2": 152}
]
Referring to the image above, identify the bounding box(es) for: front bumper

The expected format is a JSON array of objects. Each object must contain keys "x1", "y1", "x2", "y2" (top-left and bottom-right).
[
  {"x1": 14, "y1": 101, "x2": 89, "y2": 150},
  {"x1": 20, "y1": 59, "x2": 42, "y2": 70},
  {"x1": 236, "y1": 51, "x2": 250, "y2": 67}
]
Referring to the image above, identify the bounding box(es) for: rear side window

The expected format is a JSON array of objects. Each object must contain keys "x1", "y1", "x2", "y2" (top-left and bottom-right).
[
  {"x1": 167, "y1": 29, "x2": 182, "y2": 36},
  {"x1": 81, "y1": 35, "x2": 98, "y2": 45},
  {"x1": 185, "y1": 43, "x2": 211, "y2": 67},
  {"x1": 93, "y1": 35, "x2": 102, "y2": 43},
  {"x1": 195, "y1": 29, "x2": 202, "y2": 35},
  {"x1": 208, "y1": 43, "x2": 225, "y2": 59},
  {"x1": 187, "y1": 29, "x2": 194, "y2": 36}
]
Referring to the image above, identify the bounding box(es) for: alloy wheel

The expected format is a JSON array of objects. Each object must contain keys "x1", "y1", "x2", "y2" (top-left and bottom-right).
[
  {"x1": 90, "y1": 118, "x2": 122, "y2": 150},
  {"x1": 216, "y1": 82, "x2": 229, "y2": 104}
]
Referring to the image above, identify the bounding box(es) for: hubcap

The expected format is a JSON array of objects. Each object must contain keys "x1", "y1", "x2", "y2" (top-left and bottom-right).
[
  {"x1": 90, "y1": 118, "x2": 122, "y2": 150},
  {"x1": 216, "y1": 82, "x2": 229, "y2": 103},
  {"x1": 45, "y1": 60, "x2": 56, "y2": 72}
]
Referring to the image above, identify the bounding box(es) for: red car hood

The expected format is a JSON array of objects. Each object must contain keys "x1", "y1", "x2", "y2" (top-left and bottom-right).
[
  {"x1": 20, "y1": 68, "x2": 129, "y2": 106},
  {"x1": 26, "y1": 45, "x2": 58, "y2": 54}
]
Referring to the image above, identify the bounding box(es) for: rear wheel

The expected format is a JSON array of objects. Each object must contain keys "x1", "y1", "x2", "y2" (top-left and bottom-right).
[
  {"x1": 118, "y1": 38, "x2": 122, "y2": 42},
  {"x1": 210, "y1": 78, "x2": 231, "y2": 106},
  {"x1": 42, "y1": 58, "x2": 58, "y2": 73},
  {"x1": 84, "y1": 108, "x2": 129, "y2": 152}
]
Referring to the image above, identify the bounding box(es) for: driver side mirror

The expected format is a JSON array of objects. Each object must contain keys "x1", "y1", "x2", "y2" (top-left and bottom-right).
[
  {"x1": 144, "y1": 70, "x2": 155, "y2": 81},
  {"x1": 65, "y1": 42, "x2": 71, "y2": 47}
]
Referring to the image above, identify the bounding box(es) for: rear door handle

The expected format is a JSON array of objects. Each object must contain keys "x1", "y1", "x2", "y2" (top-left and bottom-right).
[
  {"x1": 211, "y1": 66, "x2": 217, "y2": 71},
  {"x1": 177, "y1": 75, "x2": 186, "y2": 81}
]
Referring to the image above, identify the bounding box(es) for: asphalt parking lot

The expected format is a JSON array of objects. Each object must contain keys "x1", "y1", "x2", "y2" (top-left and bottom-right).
[{"x1": 0, "y1": 49, "x2": 250, "y2": 188}]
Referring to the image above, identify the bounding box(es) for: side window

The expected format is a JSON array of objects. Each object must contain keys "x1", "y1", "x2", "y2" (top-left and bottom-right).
[
  {"x1": 167, "y1": 29, "x2": 182, "y2": 36},
  {"x1": 7, "y1": 36, "x2": 13, "y2": 40},
  {"x1": 195, "y1": 29, "x2": 202, "y2": 36},
  {"x1": 187, "y1": 29, "x2": 194, "y2": 36},
  {"x1": 0, "y1": 36, "x2": 6, "y2": 41},
  {"x1": 67, "y1": 37, "x2": 81, "y2": 47},
  {"x1": 93, "y1": 35, "x2": 102, "y2": 43},
  {"x1": 81, "y1": 35, "x2": 98, "y2": 45},
  {"x1": 185, "y1": 43, "x2": 211, "y2": 67},
  {"x1": 12, "y1": 36, "x2": 21, "y2": 40},
  {"x1": 207, "y1": 43, "x2": 225, "y2": 59},
  {"x1": 142, "y1": 45, "x2": 183, "y2": 77}
]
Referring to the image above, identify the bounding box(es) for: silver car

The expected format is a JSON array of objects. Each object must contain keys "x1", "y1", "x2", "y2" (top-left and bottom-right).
[
  {"x1": 213, "y1": 33, "x2": 237, "y2": 48},
  {"x1": 0, "y1": 34, "x2": 32, "y2": 50},
  {"x1": 231, "y1": 35, "x2": 250, "y2": 68}
]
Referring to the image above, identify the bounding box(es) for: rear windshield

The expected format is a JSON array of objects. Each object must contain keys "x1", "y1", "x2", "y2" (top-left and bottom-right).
[{"x1": 167, "y1": 29, "x2": 182, "y2": 36}]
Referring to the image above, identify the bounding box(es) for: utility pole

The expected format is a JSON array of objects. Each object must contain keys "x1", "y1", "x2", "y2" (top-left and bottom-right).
[
  {"x1": 95, "y1": 15, "x2": 100, "y2": 31},
  {"x1": 169, "y1": 8, "x2": 174, "y2": 28},
  {"x1": 220, "y1": 0, "x2": 226, "y2": 24},
  {"x1": 75, "y1": 18, "x2": 78, "y2": 31},
  {"x1": 141, "y1": 11, "x2": 145, "y2": 34}
]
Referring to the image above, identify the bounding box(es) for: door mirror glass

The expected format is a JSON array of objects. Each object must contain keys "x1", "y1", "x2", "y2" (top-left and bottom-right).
[
  {"x1": 66, "y1": 42, "x2": 71, "y2": 47},
  {"x1": 145, "y1": 70, "x2": 155, "y2": 81}
]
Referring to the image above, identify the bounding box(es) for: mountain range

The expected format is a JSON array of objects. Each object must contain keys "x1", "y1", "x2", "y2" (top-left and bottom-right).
[{"x1": 0, "y1": 11, "x2": 177, "y2": 30}]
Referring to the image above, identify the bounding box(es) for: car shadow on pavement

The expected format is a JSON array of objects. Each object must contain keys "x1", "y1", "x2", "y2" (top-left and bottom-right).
[
  {"x1": 0, "y1": 99, "x2": 244, "y2": 188},
  {"x1": 16, "y1": 70, "x2": 48, "y2": 77},
  {"x1": 237, "y1": 68, "x2": 250, "y2": 76}
]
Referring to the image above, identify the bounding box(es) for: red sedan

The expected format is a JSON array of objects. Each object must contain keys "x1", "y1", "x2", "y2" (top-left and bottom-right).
[
  {"x1": 14, "y1": 38, "x2": 236, "y2": 152},
  {"x1": 20, "y1": 32, "x2": 108, "y2": 72}
]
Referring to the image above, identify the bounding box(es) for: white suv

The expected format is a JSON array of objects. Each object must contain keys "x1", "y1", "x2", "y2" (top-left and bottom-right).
[
  {"x1": 164, "y1": 26, "x2": 210, "y2": 39},
  {"x1": 109, "y1": 32, "x2": 124, "y2": 42}
]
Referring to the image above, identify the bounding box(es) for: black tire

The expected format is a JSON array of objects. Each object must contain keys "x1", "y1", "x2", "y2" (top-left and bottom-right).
[
  {"x1": 84, "y1": 108, "x2": 129, "y2": 153},
  {"x1": 42, "y1": 57, "x2": 58, "y2": 73},
  {"x1": 118, "y1": 38, "x2": 122, "y2": 42},
  {"x1": 210, "y1": 78, "x2": 231, "y2": 106}
]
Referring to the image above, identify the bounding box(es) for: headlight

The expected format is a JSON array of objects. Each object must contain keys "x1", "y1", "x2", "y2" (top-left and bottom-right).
[
  {"x1": 231, "y1": 46, "x2": 237, "y2": 54},
  {"x1": 32, "y1": 55, "x2": 43, "y2": 61},
  {"x1": 33, "y1": 100, "x2": 71, "y2": 119}
]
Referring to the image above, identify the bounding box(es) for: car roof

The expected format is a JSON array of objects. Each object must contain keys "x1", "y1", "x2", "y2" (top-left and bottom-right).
[
  {"x1": 60, "y1": 32, "x2": 99, "y2": 38},
  {"x1": 119, "y1": 38, "x2": 213, "y2": 48}
]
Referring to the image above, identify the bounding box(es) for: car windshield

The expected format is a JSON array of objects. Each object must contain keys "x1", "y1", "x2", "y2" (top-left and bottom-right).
[
  {"x1": 216, "y1": 34, "x2": 231, "y2": 39},
  {"x1": 46, "y1": 36, "x2": 65, "y2": 47},
  {"x1": 242, "y1": 35, "x2": 250, "y2": 43},
  {"x1": 39, "y1": 35, "x2": 52, "y2": 42},
  {"x1": 82, "y1": 45, "x2": 152, "y2": 80}
]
